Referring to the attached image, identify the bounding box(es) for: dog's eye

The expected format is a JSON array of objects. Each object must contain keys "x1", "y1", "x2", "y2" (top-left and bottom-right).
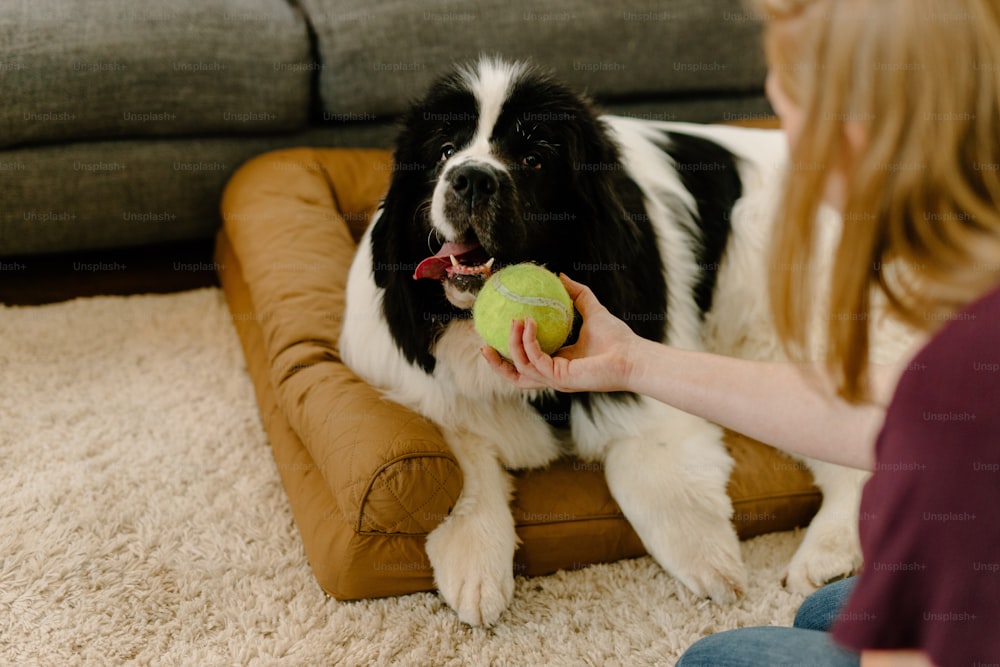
[
  {"x1": 522, "y1": 153, "x2": 542, "y2": 170},
  {"x1": 440, "y1": 143, "x2": 457, "y2": 161}
]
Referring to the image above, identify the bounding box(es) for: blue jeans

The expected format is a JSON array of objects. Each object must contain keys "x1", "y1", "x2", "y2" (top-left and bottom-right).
[{"x1": 675, "y1": 577, "x2": 859, "y2": 667}]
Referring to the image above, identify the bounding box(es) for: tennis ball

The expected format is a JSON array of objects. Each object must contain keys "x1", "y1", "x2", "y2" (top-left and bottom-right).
[{"x1": 473, "y1": 263, "x2": 574, "y2": 358}]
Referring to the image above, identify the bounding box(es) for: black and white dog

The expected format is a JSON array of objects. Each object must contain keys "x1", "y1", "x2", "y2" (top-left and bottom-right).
[{"x1": 341, "y1": 57, "x2": 909, "y2": 625}]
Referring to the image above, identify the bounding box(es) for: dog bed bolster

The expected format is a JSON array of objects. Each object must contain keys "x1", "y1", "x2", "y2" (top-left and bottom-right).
[{"x1": 216, "y1": 147, "x2": 822, "y2": 600}]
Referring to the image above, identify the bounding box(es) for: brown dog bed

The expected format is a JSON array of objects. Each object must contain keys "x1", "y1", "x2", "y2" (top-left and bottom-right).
[{"x1": 214, "y1": 147, "x2": 821, "y2": 600}]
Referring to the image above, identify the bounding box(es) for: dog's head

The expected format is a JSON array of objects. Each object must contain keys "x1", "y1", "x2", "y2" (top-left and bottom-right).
[
  {"x1": 375, "y1": 58, "x2": 632, "y2": 306},
  {"x1": 415, "y1": 59, "x2": 589, "y2": 308},
  {"x1": 371, "y1": 57, "x2": 663, "y2": 372}
]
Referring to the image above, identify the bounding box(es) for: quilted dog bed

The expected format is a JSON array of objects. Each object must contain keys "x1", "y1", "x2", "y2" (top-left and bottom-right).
[{"x1": 215, "y1": 147, "x2": 822, "y2": 600}]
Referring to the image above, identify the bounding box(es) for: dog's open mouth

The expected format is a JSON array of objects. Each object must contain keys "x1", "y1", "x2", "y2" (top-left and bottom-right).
[{"x1": 413, "y1": 240, "x2": 497, "y2": 293}]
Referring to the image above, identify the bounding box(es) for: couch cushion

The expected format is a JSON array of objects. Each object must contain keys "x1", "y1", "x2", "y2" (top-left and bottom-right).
[
  {"x1": 0, "y1": 0, "x2": 312, "y2": 149},
  {"x1": 216, "y1": 147, "x2": 822, "y2": 600},
  {"x1": 301, "y1": 0, "x2": 767, "y2": 120},
  {"x1": 0, "y1": 134, "x2": 320, "y2": 255}
]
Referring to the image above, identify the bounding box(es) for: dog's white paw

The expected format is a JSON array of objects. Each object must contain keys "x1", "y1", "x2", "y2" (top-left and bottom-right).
[
  {"x1": 425, "y1": 514, "x2": 515, "y2": 626},
  {"x1": 661, "y1": 525, "x2": 748, "y2": 604},
  {"x1": 601, "y1": 417, "x2": 747, "y2": 605},
  {"x1": 784, "y1": 521, "x2": 862, "y2": 594},
  {"x1": 633, "y1": 502, "x2": 747, "y2": 604}
]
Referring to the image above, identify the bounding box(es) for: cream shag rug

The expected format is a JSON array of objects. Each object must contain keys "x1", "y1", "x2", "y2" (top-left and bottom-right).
[{"x1": 0, "y1": 288, "x2": 809, "y2": 666}]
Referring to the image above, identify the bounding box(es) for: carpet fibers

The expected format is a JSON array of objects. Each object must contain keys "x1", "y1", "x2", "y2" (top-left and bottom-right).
[{"x1": 0, "y1": 288, "x2": 809, "y2": 666}]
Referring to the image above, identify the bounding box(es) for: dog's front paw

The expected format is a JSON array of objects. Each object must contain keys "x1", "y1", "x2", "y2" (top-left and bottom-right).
[
  {"x1": 665, "y1": 526, "x2": 748, "y2": 604},
  {"x1": 634, "y1": 503, "x2": 747, "y2": 604},
  {"x1": 425, "y1": 515, "x2": 515, "y2": 626},
  {"x1": 784, "y1": 521, "x2": 861, "y2": 594}
]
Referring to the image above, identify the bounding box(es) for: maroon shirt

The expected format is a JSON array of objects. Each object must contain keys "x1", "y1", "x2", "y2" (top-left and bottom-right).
[{"x1": 832, "y1": 284, "x2": 1000, "y2": 666}]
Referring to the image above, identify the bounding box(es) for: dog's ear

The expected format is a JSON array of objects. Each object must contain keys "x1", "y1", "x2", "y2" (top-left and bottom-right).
[
  {"x1": 368, "y1": 123, "x2": 449, "y2": 374},
  {"x1": 371, "y1": 84, "x2": 444, "y2": 292},
  {"x1": 369, "y1": 182, "x2": 447, "y2": 375},
  {"x1": 371, "y1": 67, "x2": 475, "y2": 291},
  {"x1": 560, "y1": 114, "x2": 669, "y2": 344},
  {"x1": 370, "y1": 172, "x2": 425, "y2": 292},
  {"x1": 367, "y1": 67, "x2": 484, "y2": 373}
]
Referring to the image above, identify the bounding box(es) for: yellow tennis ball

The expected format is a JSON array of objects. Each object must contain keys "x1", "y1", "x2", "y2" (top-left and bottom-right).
[{"x1": 473, "y1": 263, "x2": 574, "y2": 358}]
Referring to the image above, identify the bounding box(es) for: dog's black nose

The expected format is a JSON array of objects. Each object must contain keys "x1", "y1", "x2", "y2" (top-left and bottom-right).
[{"x1": 449, "y1": 163, "x2": 499, "y2": 207}]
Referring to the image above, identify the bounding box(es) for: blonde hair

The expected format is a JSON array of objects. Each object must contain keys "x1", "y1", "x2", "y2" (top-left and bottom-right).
[{"x1": 760, "y1": 0, "x2": 1000, "y2": 401}]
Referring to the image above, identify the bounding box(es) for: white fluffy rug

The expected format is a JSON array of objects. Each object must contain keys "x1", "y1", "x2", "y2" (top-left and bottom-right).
[{"x1": 0, "y1": 288, "x2": 808, "y2": 666}]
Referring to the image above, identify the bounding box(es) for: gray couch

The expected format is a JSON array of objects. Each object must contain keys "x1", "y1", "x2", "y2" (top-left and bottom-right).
[{"x1": 1, "y1": 0, "x2": 769, "y2": 257}]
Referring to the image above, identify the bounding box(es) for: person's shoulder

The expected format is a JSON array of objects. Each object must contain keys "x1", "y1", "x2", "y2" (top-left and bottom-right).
[
  {"x1": 908, "y1": 282, "x2": 1000, "y2": 373},
  {"x1": 886, "y1": 283, "x2": 1000, "y2": 450}
]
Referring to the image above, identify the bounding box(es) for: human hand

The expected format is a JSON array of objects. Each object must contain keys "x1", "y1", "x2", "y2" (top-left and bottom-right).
[{"x1": 481, "y1": 274, "x2": 642, "y2": 393}]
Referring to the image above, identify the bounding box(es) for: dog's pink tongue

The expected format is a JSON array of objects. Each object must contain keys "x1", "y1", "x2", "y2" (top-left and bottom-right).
[{"x1": 413, "y1": 241, "x2": 479, "y2": 280}]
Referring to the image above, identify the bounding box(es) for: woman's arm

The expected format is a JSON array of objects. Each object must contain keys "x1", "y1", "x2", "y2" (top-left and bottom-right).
[
  {"x1": 484, "y1": 275, "x2": 918, "y2": 471},
  {"x1": 625, "y1": 337, "x2": 885, "y2": 470}
]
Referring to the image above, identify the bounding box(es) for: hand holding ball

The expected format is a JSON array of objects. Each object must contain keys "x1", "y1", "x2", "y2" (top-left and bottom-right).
[{"x1": 473, "y1": 263, "x2": 574, "y2": 358}]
